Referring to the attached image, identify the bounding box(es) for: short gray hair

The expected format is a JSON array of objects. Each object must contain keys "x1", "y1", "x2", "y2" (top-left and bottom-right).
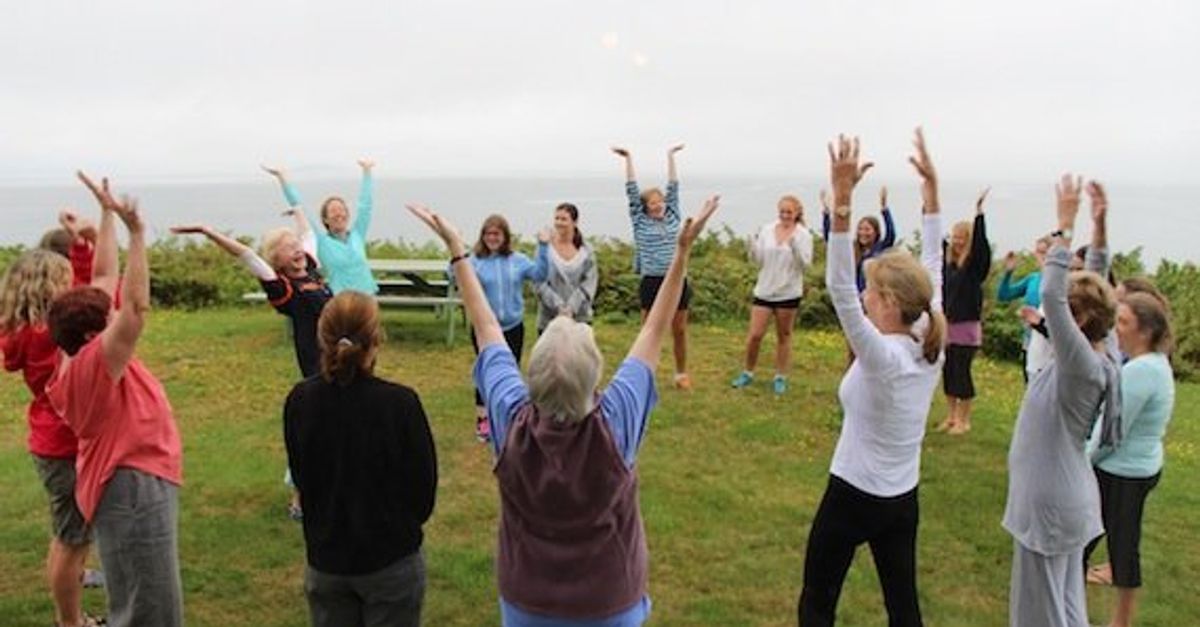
[{"x1": 527, "y1": 316, "x2": 604, "y2": 423}]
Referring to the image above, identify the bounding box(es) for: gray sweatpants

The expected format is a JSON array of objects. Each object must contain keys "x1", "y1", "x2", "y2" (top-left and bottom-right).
[
  {"x1": 305, "y1": 550, "x2": 426, "y2": 627},
  {"x1": 94, "y1": 468, "x2": 183, "y2": 627},
  {"x1": 1009, "y1": 541, "x2": 1088, "y2": 627}
]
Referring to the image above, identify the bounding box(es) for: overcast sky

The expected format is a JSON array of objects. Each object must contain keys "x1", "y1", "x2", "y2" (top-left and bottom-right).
[{"x1": 2, "y1": 0, "x2": 1197, "y2": 185}]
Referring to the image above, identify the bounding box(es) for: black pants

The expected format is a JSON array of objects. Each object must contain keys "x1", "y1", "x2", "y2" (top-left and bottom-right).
[
  {"x1": 470, "y1": 323, "x2": 525, "y2": 407},
  {"x1": 942, "y1": 344, "x2": 978, "y2": 398},
  {"x1": 1083, "y1": 468, "x2": 1160, "y2": 588},
  {"x1": 799, "y1": 475, "x2": 923, "y2": 627}
]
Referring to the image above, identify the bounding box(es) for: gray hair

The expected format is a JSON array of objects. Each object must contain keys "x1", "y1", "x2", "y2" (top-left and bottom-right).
[{"x1": 527, "y1": 316, "x2": 604, "y2": 423}]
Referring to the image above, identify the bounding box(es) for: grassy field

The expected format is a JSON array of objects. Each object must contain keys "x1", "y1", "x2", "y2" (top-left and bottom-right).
[{"x1": 1, "y1": 307, "x2": 1197, "y2": 626}]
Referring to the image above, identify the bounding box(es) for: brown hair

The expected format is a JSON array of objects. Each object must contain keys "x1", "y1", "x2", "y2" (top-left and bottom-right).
[
  {"x1": 855, "y1": 216, "x2": 882, "y2": 262},
  {"x1": 1068, "y1": 271, "x2": 1117, "y2": 343},
  {"x1": 864, "y1": 249, "x2": 946, "y2": 364},
  {"x1": 318, "y1": 291, "x2": 383, "y2": 386},
  {"x1": 555, "y1": 203, "x2": 584, "y2": 248},
  {"x1": 1120, "y1": 276, "x2": 1169, "y2": 312},
  {"x1": 39, "y1": 229, "x2": 74, "y2": 259},
  {"x1": 1122, "y1": 292, "x2": 1173, "y2": 354},
  {"x1": 473, "y1": 214, "x2": 513, "y2": 257},
  {"x1": 47, "y1": 286, "x2": 112, "y2": 356},
  {"x1": 320, "y1": 196, "x2": 347, "y2": 230},
  {"x1": 0, "y1": 249, "x2": 74, "y2": 333}
]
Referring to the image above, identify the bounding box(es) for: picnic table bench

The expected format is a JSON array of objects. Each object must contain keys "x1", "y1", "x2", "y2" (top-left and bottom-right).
[{"x1": 243, "y1": 258, "x2": 463, "y2": 344}]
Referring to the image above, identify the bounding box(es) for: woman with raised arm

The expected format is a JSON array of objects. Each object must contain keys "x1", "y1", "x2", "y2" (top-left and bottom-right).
[
  {"x1": 1, "y1": 241, "x2": 102, "y2": 627},
  {"x1": 613, "y1": 144, "x2": 695, "y2": 390},
  {"x1": 465, "y1": 214, "x2": 550, "y2": 441},
  {"x1": 937, "y1": 189, "x2": 993, "y2": 435},
  {"x1": 171, "y1": 209, "x2": 330, "y2": 378},
  {"x1": 284, "y1": 291, "x2": 437, "y2": 627},
  {"x1": 408, "y1": 194, "x2": 718, "y2": 627},
  {"x1": 535, "y1": 202, "x2": 598, "y2": 334},
  {"x1": 820, "y1": 185, "x2": 897, "y2": 293},
  {"x1": 172, "y1": 211, "x2": 332, "y2": 520},
  {"x1": 999, "y1": 236, "x2": 1052, "y2": 381},
  {"x1": 45, "y1": 174, "x2": 184, "y2": 627},
  {"x1": 1003, "y1": 176, "x2": 1122, "y2": 627},
  {"x1": 730, "y1": 194, "x2": 814, "y2": 395},
  {"x1": 262, "y1": 160, "x2": 379, "y2": 294},
  {"x1": 798, "y1": 130, "x2": 945, "y2": 627}
]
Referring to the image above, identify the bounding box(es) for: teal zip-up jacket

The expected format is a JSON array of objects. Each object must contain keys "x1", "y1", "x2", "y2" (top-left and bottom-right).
[
  {"x1": 468, "y1": 244, "x2": 550, "y2": 331},
  {"x1": 282, "y1": 173, "x2": 379, "y2": 295}
]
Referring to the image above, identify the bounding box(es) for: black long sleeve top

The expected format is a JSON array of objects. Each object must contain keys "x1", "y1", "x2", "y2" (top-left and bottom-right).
[
  {"x1": 942, "y1": 213, "x2": 992, "y2": 323},
  {"x1": 284, "y1": 374, "x2": 437, "y2": 575}
]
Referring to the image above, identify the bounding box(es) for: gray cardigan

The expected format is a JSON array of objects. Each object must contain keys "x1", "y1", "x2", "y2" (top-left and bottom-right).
[
  {"x1": 1002, "y1": 244, "x2": 1122, "y2": 555},
  {"x1": 535, "y1": 244, "x2": 598, "y2": 333}
]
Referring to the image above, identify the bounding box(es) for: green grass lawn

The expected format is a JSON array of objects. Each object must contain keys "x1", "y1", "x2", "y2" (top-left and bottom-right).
[{"x1": 2, "y1": 307, "x2": 1197, "y2": 626}]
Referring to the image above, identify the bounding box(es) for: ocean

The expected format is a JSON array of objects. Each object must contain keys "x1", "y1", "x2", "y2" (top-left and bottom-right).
[{"x1": 3, "y1": 177, "x2": 1196, "y2": 266}]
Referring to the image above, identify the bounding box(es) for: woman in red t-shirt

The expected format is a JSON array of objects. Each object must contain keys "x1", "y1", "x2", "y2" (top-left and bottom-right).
[
  {"x1": 1, "y1": 247, "x2": 100, "y2": 626},
  {"x1": 45, "y1": 174, "x2": 184, "y2": 627}
]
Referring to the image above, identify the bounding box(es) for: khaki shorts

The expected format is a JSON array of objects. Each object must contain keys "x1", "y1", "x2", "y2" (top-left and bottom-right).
[{"x1": 32, "y1": 454, "x2": 93, "y2": 546}]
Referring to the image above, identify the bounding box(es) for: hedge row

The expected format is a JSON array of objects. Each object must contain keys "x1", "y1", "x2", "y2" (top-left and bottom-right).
[{"x1": 2, "y1": 235, "x2": 1198, "y2": 379}]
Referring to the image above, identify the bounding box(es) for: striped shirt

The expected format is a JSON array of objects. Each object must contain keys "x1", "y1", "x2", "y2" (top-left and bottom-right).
[{"x1": 626, "y1": 180, "x2": 680, "y2": 276}]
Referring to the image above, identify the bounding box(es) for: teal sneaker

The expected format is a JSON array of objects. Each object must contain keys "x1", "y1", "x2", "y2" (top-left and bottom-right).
[
  {"x1": 773, "y1": 375, "x2": 788, "y2": 395},
  {"x1": 730, "y1": 371, "x2": 754, "y2": 388}
]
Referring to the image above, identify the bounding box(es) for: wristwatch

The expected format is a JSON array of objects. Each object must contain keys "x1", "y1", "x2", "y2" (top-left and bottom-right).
[
  {"x1": 834, "y1": 205, "x2": 852, "y2": 219},
  {"x1": 1051, "y1": 228, "x2": 1073, "y2": 240}
]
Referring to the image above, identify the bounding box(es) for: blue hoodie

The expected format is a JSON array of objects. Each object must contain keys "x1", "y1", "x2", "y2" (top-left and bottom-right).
[{"x1": 468, "y1": 244, "x2": 550, "y2": 331}]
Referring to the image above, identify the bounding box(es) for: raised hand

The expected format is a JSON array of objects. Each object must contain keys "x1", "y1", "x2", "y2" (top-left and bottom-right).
[
  {"x1": 406, "y1": 203, "x2": 466, "y2": 255},
  {"x1": 908, "y1": 127, "x2": 939, "y2": 213},
  {"x1": 77, "y1": 171, "x2": 121, "y2": 213},
  {"x1": 261, "y1": 164, "x2": 286, "y2": 179},
  {"x1": 819, "y1": 189, "x2": 831, "y2": 215},
  {"x1": 1086, "y1": 180, "x2": 1107, "y2": 224},
  {"x1": 828, "y1": 134, "x2": 873, "y2": 207},
  {"x1": 667, "y1": 143, "x2": 686, "y2": 155},
  {"x1": 537, "y1": 227, "x2": 552, "y2": 244},
  {"x1": 880, "y1": 186, "x2": 888, "y2": 210},
  {"x1": 976, "y1": 186, "x2": 991, "y2": 214},
  {"x1": 357, "y1": 158, "x2": 376, "y2": 171},
  {"x1": 1055, "y1": 173, "x2": 1084, "y2": 231},
  {"x1": 610, "y1": 146, "x2": 630, "y2": 158},
  {"x1": 111, "y1": 195, "x2": 144, "y2": 234},
  {"x1": 1004, "y1": 251, "x2": 1018, "y2": 272},
  {"x1": 678, "y1": 195, "x2": 720, "y2": 249}
]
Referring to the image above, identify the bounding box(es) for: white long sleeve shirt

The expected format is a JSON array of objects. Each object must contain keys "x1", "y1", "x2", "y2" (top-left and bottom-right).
[
  {"x1": 827, "y1": 214, "x2": 944, "y2": 497},
  {"x1": 750, "y1": 221, "x2": 814, "y2": 301}
]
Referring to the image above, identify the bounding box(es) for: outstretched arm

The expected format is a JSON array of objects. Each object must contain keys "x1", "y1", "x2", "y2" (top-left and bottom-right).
[
  {"x1": 101, "y1": 194, "x2": 150, "y2": 379},
  {"x1": 612, "y1": 147, "x2": 636, "y2": 182},
  {"x1": 969, "y1": 188, "x2": 992, "y2": 280},
  {"x1": 77, "y1": 172, "x2": 120, "y2": 298},
  {"x1": 407, "y1": 204, "x2": 504, "y2": 348},
  {"x1": 667, "y1": 143, "x2": 684, "y2": 183},
  {"x1": 1084, "y1": 181, "x2": 1110, "y2": 276},
  {"x1": 353, "y1": 158, "x2": 375, "y2": 239},
  {"x1": 627, "y1": 195, "x2": 720, "y2": 369},
  {"x1": 170, "y1": 225, "x2": 277, "y2": 281},
  {"x1": 910, "y1": 128, "x2": 944, "y2": 312}
]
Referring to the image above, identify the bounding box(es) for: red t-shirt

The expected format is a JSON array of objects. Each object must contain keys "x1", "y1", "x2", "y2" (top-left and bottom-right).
[
  {"x1": 69, "y1": 239, "x2": 95, "y2": 287},
  {"x1": 1, "y1": 326, "x2": 79, "y2": 458},
  {"x1": 46, "y1": 337, "x2": 182, "y2": 522}
]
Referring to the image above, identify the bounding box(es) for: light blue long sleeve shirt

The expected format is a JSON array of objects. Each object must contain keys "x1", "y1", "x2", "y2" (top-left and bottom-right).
[
  {"x1": 468, "y1": 245, "x2": 550, "y2": 331},
  {"x1": 281, "y1": 173, "x2": 379, "y2": 294},
  {"x1": 1093, "y1": 352, "x2": 1175, "y2": 478}
]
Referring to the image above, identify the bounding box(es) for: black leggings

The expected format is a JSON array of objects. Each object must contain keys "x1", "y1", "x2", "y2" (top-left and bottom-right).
[
  {"x1": 1083, "y1": 467, "x2": 1160, "y2": 588},
  {"x1": 799, "y1": 475, "x2": 923, "y2": 627},
  {"x1": 470, "y1": 323, "x2": 525, "y2": 407}
]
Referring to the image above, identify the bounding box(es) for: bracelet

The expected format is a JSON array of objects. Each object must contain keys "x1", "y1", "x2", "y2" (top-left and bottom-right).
[{"x1": 450, "y1": 253, "x2": 467, "y2": 265}]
